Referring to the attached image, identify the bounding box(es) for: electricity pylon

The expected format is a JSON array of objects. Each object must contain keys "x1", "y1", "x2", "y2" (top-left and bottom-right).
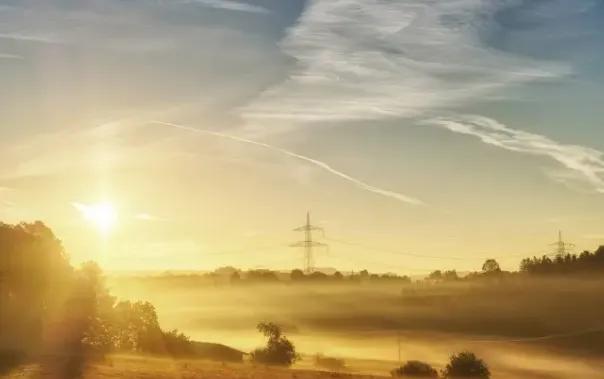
[
  {"x1": 550, "y1": 230, "x2": 575, "y2": 257},
  {"x1": 290, "y1": 212, "x2": 327, "y2": 273}
]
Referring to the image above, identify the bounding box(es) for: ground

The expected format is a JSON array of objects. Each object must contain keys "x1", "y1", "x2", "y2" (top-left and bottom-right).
[{"x1": 6, "y1": 355, "x2": 386, "y2": 379}]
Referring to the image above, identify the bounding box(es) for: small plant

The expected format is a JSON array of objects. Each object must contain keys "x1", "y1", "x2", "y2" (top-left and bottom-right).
[
  {"x1": 391, "y1": 360, "x2": 438, "y2": 377},
  {"x1": 250, "y1": 322, "x2": 298, "y2": 367},
  {"x1": 442, "y1": 351, "x2": 490, "y2": 379}
]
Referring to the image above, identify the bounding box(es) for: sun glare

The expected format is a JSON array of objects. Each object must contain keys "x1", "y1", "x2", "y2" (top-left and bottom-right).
[{"x1": 73, "y1": 202, "x2": 118, "y2": 234}]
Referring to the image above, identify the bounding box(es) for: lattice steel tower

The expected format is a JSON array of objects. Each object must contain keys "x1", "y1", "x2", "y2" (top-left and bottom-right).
[
  {"x1": 551, "y1": 230, "x2": 575, "y2": 257},
  {"x1": 290, "y1": 212, "x2": 327, "y2": 273}
]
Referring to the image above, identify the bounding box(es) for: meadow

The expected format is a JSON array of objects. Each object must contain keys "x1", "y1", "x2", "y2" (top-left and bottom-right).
[{"x1": 106, "y1": 274, "x2": 604, "y2": 379}]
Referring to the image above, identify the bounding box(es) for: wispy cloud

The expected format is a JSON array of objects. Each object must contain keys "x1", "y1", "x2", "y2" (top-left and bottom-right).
[
  {"x1": 425, "y1": 115, "x2": 604, "y2": 193},
  {"x1": 0, "y1": 33, "x2": 62, "y2": 44},
  {"x1": 177, "y1": 0, "x2": 269, "y2": 14},
  {"x1": 151, "y1": 121, "x2": 424, "y2": 205},
  {"x1": 0, "y1": 53, "x2": 24, "y2": 60},
  {"x1": 241, "y1": 0, "x2": 568, "y2": 123}
]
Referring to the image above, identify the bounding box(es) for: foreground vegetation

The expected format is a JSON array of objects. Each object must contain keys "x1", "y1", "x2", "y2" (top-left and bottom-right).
[
  {"x1": 392, "y1": 352, "x2": 490, "y2": 379},
  {"x1": 5, "y1": 354, "x2": 372, "y2": 379},
  {"x1": 0, "y1": 222, "x2": 213, "y2": 375}
]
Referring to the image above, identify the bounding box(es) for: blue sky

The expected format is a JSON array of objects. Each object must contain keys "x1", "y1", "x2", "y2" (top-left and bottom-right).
[{"x1": 0, "y1": 0, "x2": 603, "y2": 272}]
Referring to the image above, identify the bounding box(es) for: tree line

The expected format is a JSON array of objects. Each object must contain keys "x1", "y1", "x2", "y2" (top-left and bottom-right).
[
  {"x1": 426, "y1": 246, "x2": 604, "y2": 283},
  {"x1": 520, "y1": 246, "x2": 604, "y2": 275},
  {"x1": 155, "y1": 266, "x2": 413, "y2": 284}
]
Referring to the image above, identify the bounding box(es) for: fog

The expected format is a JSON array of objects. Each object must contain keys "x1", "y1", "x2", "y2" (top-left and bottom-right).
[{"x1": 108, "y1": 275, "x2": 604, "y2": 378}]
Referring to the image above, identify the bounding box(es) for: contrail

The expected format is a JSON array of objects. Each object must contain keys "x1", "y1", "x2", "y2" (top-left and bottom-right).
[{"x1": 150, "y1": 121, "x2": 424, "y2": 206}]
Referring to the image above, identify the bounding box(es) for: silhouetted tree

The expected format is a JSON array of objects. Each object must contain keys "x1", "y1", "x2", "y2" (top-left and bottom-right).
[
  {"x1": 519, "y1": 246, "x2": 604, "y2": 275},
  {"x1": 77, "y1": 261, "x2": 116, "y2": 355},
  {"x1": 290, "y1": 269, "x2": 305, "y2": 281},
  {"x1": 162, "y1": 329, "x2": 194, "y2": 357},
  {"x1": 359, "y1": 269, "x2": 369, "y2": 280},
  {"x1": 0, "y1": 222, "x2": 72, "y2": 372},
  {"x1": 251, "y1": 322, "x2": 298, "y2": 366},
  {"x1": 427, "y1": 270, "x2": 442, "y2": 281},
  {"x1": 0, "y1": 220, "x2": 196, "y2": 375},
  {"x1": 442, "y1": 352, "x2": 490, "y2": 379},
  {"x1": 482, "y1": 259, "x2": 501, "y2": 274},
  {"x1": 391, "y1": 360, "x2": 438, "y2": 377},
  {"x1": 246, "y1": 269, "x2": 279, "y2": 282},
  {"x1": 442, "y1": 270, "x2": 459, "y2": 281}
]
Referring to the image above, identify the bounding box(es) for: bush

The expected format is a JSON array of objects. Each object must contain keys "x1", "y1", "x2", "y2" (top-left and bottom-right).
[
  {"x1": 162, "y1": 329, "x2": 195, "y2": 357},
  {"x1": 250, "y1": 322, "x2": 298, "y2": 366},
  {"x1": 391, "y1": 360, "x2": 438, "y2": 377},
  {"x1": 442, "y1": 352, "x2": 490, "y2": 379}
]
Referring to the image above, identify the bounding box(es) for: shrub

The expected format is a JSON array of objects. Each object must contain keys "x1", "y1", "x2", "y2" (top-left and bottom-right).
[
  {"x1": 250, "y1": 322, "x2": 298, "y2": 367},
  {"x1": 391, "y1": 360, "x2": 438, "y2": 377},
  {"x1": 162, "y1": 329, "x2": 195, "y2": 357},
  {"x1": 442, "y1": 352, "x2": 490, "y2": 379}
]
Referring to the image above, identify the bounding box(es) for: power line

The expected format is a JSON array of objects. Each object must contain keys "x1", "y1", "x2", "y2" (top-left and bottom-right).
[
  {"x1": 466, "y1": 327, "x2": 604, "y2": 343},
  {"x1": 325, "y1": 237, "x2": 465, "y2": 261},
  {"x1": 201, "y1": 244, "x2": 286, "y2": 257},
  {"x1": 328, "y1": 254, "x2": 435, "y2": 273}
]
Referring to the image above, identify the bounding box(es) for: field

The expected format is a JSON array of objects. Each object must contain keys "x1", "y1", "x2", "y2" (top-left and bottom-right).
[
  {"x1": 101, "y1": 275, "x2": 604, "y2": 379},
  {"x1": 7, "y1": 354, "x2": 384, "y2": 379}
]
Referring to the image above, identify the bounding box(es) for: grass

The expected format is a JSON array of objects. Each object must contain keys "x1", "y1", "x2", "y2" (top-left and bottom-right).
[{"x1": 6, "y1": 354, "x2": 386, "y2": 379}]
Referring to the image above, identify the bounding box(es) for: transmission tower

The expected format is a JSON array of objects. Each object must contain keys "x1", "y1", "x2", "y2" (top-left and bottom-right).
[
  {"x1": 550, "y1": 230, "x2": 575, "y2": 257},
  {"x1": 290, "y1": 212, "x2": 327, "y2": 273}
]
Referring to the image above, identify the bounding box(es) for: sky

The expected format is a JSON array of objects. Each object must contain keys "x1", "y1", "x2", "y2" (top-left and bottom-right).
[{"x1": 0, "y1": 0, "x2": 603, "y2": 274}]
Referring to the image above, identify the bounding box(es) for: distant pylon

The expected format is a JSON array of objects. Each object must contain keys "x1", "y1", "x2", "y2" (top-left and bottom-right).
[
  {"x1": 290, "y1": 212, "x2": 327, "y2": 273},
  {"x1": 550, "y1": 230, "x2": 575, "y2": 257}
]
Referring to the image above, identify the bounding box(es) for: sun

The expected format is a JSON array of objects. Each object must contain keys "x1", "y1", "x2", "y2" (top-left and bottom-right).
[{"x1": 73, "y1": 201, "x2": 118, "y2": 234}]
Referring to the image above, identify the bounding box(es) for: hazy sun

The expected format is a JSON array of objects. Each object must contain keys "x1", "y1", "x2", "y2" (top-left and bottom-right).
[{"x1": 73, "y1": 202, "x2": 118, "y2": 234}]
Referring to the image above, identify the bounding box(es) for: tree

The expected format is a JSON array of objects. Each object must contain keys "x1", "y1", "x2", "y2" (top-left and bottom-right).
[
  {"x1": 481, "y1": 259, "x2": 501, "y2": 274},
  {"x1": 442, "y1": 270, "x2": 459, "y2": 281},
  {"x1": 77, "y1": 261, "x2": 117, "y2": 355},
  {"x1": 291, "y1": 269, "x2": 305, "y2": 281},
  {"x1": 251, "y1": 322, "x2": 298, "y2": 366},
  {"x1": 246, "y1": 269, "x2": 279, "y2": 282},
  {"x1": 427, "y1": 270, "x2": 442, "y2": 281},
  {"x1": 442, "y1": 352, "x2": 490, "y2": 379},
  {"x1": 0, "y1": 221, "x2": 195, "y2": 374},
  {"x1": 391, "y1": 360, "x2": 438, "y2": 377},
  {"x1": 230, "y1": 271, "x2": 241, "y2": 284},
  {"x1": 162, "y1": 329, "x2": 194, "y2": 357},
  {"x1": 0, "y1": 222, "x2": 72, "y2": 372}
]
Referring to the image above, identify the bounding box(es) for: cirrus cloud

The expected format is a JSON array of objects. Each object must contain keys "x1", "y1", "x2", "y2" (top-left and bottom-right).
[
  {"x1": 425, "y1": 115, "x2": 604, "y2": 193},
  {"x1": 241, "y1": 0, "x2": 569, "y2": 123}
]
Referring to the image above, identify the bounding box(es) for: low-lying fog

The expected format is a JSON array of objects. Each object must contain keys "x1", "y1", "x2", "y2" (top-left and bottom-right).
[{"x1": 108, "y1": 275, "x2": 604, "y2": 379}]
